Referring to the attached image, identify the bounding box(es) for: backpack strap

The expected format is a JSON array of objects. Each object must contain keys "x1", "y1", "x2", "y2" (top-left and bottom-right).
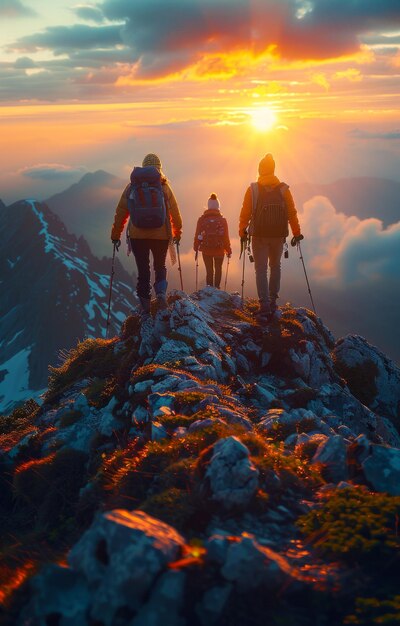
[{"x1": 248, "y1": 182, "x2": 259, "y2": 236}]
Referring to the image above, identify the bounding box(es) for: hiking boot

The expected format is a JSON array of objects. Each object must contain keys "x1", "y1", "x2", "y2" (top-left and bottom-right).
[
  {"x1": 138, "y1": 296, "x2": 151, "y2": 320},
  {"x1": 154, "y1": 280, "x2": 168, "y2": 310},
  {"x1": 258, "y1": 299, "x2": 271, "y2": 315},
  {"x1": 156, "y1": 293, "x2": 168, "y2": 310}
]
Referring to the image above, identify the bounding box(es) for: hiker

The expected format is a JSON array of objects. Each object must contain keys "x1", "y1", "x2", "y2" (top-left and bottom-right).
[
  {"x1": 193, "y1": 193, "x2": 232, "y2": 289},
  {"x1": 239, "y1": 153, "x2": 303, "y2": 318},
  {"x1": 111, "y1": 153, "x2": 182, "y2": 317}
]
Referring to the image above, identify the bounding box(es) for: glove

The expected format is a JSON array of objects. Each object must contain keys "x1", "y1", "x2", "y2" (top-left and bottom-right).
[
  {"x1": 227, "y1": 252, "x2": 232, "y2": 259},
  {"x1": 290, "y1": 234, "x2": 304, "y2": 247},
  {"x1": 173, "y1": 236, "x2": 181, "y2": 245},
  {"x1": 112, "y1": 239, "x2": 121, "y2": 250}
]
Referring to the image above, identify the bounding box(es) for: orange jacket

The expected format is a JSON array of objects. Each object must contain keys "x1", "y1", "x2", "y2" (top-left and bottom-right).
[
  {"x1": 111, "y1": 178, "x2": 182, "y2": 241},
  {"x1": 193, "y1": 209, "x2": 232, "y2": 258},
  {"x1": 239, "y1": 174, "x2": 301, "y2": 238}
]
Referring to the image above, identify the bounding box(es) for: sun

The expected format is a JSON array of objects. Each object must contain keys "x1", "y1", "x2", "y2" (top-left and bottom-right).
[{"x1": 249, "y1": 107, "x2": 277, "y2": 131}]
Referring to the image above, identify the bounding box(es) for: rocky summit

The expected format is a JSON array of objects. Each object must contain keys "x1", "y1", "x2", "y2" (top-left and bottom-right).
[{"x1": 1, "y1": 288, "x2": 400, "y2": 626}]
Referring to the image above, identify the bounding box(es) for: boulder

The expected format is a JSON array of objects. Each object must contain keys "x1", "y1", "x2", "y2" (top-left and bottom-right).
[
  {"x1": 311, "y1": 435, "x2": 348, "y2": 482},
  {"x1": 204, "y1": 436, "x2": 259, "y2": 509},
  {"x1": 220, "y1": 534, "x2": 296, "y2": 591},
  {"x1": 68, "y1": 510, "x2": 185, "y2": 624},
  {"x1": 333, "y1": 334, "x2": 400, "y2": 424},
  {"x1": 362, "y1": 445, "x2": 400, "y2": 495}
]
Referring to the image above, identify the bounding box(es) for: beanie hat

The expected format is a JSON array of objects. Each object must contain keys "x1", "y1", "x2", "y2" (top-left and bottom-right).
[
  {"x1": 258, "y1": 153, "x2": 275, "y2": 175},
  {"x1": 207, "y1": 193, "x2": 220, "y2": 210},
  {"x1": 142, "y1": 153, "x2": 162, "y2": 170}
]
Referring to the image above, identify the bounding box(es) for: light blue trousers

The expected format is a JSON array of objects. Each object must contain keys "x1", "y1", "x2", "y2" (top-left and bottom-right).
[{"x1": 251, "y1": 236, "x2": 284, "y2": 305}]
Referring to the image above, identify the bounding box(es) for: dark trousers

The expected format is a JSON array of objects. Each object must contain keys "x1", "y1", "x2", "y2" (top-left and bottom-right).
[
  {"x1": 130, "y1": 239, "x2": 169, "y2": 300},
  {"x1": 202, "y1": 253, "x2": 223, "y2": 288}
]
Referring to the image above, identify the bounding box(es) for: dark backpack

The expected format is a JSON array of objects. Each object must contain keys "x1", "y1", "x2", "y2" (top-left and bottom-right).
[
  {"x1": 250, "y1": 182, "x2": 289, "y2": 237},
  {"x1": 127, "y1": 166, "x2": 167, "y2": 229},
  {"x1": 200, "y1": 214, "x2": 225, "y2": 250}
]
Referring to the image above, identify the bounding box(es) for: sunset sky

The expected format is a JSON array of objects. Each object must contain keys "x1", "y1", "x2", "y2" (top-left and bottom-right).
[{"x1": 1, "y1": 0, "x2": 400, "y2": 360}]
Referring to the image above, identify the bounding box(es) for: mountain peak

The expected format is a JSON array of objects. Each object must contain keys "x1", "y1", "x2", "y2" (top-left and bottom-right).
[{"x1": 78, "y1": 169, "x2": 120, "y2": 186}]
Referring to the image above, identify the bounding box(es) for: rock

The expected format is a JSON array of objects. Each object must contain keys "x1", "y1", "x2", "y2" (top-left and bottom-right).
[
  {"x1": 152, "y1": 421, "x2": 168, "y2": 441},
  {"x1": 205, "y1": 534, "x2": 231, "y2": 565},
  {"x1": 132, "y1": 405, "x2": 149, "y2": 424},
  {"x1": 253, "y1": 383, "x2": 276, "y2": 408},
  {"x1": 220, "y1": 534, "x2": 295, "y2": 591},
  {"x1": 154, "y1": 340, "x2": 192, "y2": 364},
  {"x1": 290, "y1": 340, "x2": 332, "y2": 387},
  {"x1": 211, "y1": 405, "x2": 253, "y2": 431},
  {"x1": 68, "y1": 510, "x2": 185, "y2": 624},
  {"x1": 196, "y1": 584, "x2": 232, "y2": 626},
  {"x1": 24, "y1": 564, "x2": 90, "y2": 626},
  {"x1": 362, "y1": 445, "x2": 400, "y2": 495},
  {"x1": 188, "y1": 417, "x2": 227, "y2": 432},
  {"x1": 333, "y1": 334, "x2": 400, "y2": 423},
  {"x1": 98, "y1": 397, "x2": 122, "y2": 436},
  {"x1": 311, "y1": 435, "x2": 348, "y2": 482},
  {"x1": 148, "y1": 393, "x2": 176, "y2": 417},
  {"x1": 131, "y1": 571, "x2": 186, "y2": 626},
  {"x1": 204, "y1": 436, "x2": 259, "y2": 509},
  {"x1": 134, "y1": 379, "x2": 154, "y2": 393}
]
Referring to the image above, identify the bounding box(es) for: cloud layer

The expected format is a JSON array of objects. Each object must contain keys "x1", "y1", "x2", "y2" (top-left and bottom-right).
[
  {"x1": 0, "y1": 0, "x2": 36, "y2": 18},
  {"x1": 2, "y1": 0, "x2": 400, "y2": 101},
  {"x1": 20, "y1": 164, "x2": 87, "y2": 180}
]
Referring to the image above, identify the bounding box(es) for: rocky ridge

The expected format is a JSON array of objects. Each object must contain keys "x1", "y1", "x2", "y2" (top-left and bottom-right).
[{"x1": 1, "y1": 288, "x2": 400, "y2": 625}]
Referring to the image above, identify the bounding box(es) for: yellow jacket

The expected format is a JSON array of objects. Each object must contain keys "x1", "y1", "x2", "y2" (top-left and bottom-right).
[
  {"x1": 239, "y1": 174, "x2": 301, "y2": 238},
  {"x1": 111, "y1": 179, "x2": 182, "y2": 241}
]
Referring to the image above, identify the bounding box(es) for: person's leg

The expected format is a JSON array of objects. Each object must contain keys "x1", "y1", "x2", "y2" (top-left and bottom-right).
[
  {"x1": 130, "y1": 239, "x2": 151, "y2": 314},
  {"x1": 251, "y1": 236, "x2": 270, "y2": 312},
  {"x1": 202, "y1": 253, "x2": 214, "y2": 286},
  {"x1": 268, "y1": 238, "x2": 284, "y2": 310},
  {"x1": 150, "y1": 239, "x2": 169, "y2": 306},
  {"x1": 214, "y1": 256, "x2": 223, "y2": 288}
]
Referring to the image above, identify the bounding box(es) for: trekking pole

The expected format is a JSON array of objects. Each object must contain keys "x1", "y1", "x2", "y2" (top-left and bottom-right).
[
  {"x1": 297, "y1": 241, "x2": 317, "y2": 315},
  {"x1": 240, "y1": 235, "x2": 247, "y2": 304},
  {"x1": 105, "y1": 241, "x2": 119, "y2": 338},
  {"x1": 224, "y1": 255, "x2": 230, "y2": 291},
  {"x1": 176, "y1": 241, "x2": 184, "y2": 291},
  {"x1": 195, "y1": 251, "x2": 199, "y2": 291}
]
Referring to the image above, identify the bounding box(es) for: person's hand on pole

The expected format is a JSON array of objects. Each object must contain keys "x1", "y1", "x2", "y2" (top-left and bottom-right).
[
  {"x1": 112, "y1": 239, "x2": 121, "y2": 251},
  {"x1": 290, "y1": 234, "x2": 304, "y2": 247}
]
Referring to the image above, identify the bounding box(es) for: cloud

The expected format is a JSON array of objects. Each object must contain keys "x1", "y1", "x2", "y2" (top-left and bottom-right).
[
  {"x1": 96, "y1": 0, "x2": 400, "y2": 77},
  {"x1": 20, "y1": 164, "x2": 88, "y2": 180},
  {"x1": 350, "y1": 128, "x2": 400, "y2": 140},
  {"x1": 299, "y1": 196, "x2": 400, "y2": 287},
  {"x1": 0, "y1": 0, "x2": 36, "y2": 18},
  {"x1": 9, "y1": 24, "x2": 122, "y2": 54},
  {"x1": 14, "y1": 56, "x2": 36, "y2": 69},
  {"x1": 73, "y1": 4, "x2": 105, "y2": 23}
]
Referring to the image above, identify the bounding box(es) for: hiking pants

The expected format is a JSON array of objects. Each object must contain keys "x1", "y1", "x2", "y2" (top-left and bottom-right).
[
  {"x1": 202, "y1": 253, "x2": 223, "y2": 288},
  {"x1": 130, "y1": 239, "x2": 169, "y2": 300},
  {"x1": 251, "y1": 236, "x2": 284, "y2": 304}
]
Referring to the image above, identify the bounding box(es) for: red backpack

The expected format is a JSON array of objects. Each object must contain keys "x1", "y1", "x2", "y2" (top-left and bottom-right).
[{"x1": 199, "y1": 215, "x2": 225, "y2": 250}]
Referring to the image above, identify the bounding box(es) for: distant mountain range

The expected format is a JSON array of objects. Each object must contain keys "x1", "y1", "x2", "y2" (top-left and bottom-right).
[
  {"x1": 46, "y1": 170, "x2": 126, "y2": 260},
  {"x1": 0, "y1": 198, "x2": 136, "y2": 413},
  {"x1": 46, "y1": 172, "x2": 400, "y2": 262}
]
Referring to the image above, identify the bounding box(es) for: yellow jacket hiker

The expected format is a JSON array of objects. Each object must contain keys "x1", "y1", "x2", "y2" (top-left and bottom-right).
[
  {"x1": 239, "y1": 153, "x2": 303, "y2": 320},
  {"x1": 111, "y1": 153, "x2": 183, "y2": 317}
]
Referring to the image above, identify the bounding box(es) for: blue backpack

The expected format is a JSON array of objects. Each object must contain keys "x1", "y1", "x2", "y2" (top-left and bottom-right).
[{"x1": 127, "y1": 166, "x2": 167, "y2": 229}]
